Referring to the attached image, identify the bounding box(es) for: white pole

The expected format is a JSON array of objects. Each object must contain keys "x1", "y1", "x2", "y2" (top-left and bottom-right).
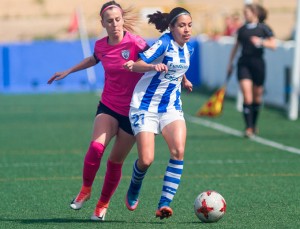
[
  {"x1": 77, "y1": 7, "x2": 97, "y2": 89},
  {"x1": 288, "y1": 0, "x2": 300, "y2": 120}
]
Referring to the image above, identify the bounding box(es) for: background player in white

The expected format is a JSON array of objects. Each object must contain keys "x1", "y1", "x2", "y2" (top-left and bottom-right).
[
  {"x1": 47, "y1": 1, "x2": 148, "y2": 221},
  {"x1": 123, "y1": 7, "x2": 193, "y2": 219}
]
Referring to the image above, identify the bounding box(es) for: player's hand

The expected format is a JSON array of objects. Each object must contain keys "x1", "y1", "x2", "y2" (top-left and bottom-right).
[
  {"x1": 182, "y1": 78, "x2": 193, "y2": 93},
  {"x1": 153, "y1": 63, "x2": 168, "y2": 73},
  {"x1": 47, "y1": 71, "x2": 69, "y2": 84},
  {"x1": 123, "y1": 60, "x2": 134, "y2": 72},
  {"x1": 250, "y1": 36, "x2": 263, "y2": 48}
]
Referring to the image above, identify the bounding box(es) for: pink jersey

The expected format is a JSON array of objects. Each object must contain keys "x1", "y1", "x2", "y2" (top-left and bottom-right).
[{"x1": 94, "y1": 32, "x2": 148, "y2": 116}]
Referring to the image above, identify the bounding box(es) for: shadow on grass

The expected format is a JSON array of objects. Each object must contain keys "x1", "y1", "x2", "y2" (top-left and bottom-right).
[
  {"x1": 0, "y1": 218, "x2": 122, "y2": 224},
  {"x1": 0, "y1": 217, "x2": 201, "y2": 225}
]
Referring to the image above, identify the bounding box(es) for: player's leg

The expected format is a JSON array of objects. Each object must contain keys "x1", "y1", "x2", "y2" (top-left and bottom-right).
[
  {"x1": 91, "y1": 128, "x2": 135, "y2": 220},
  {"x1": 125, "y1": 108, "x2": 157, "y2": 211},
  {"x1": 252, "y1": 85, "x2": 264, "y2": 133},
  {"x1": 240, "y1": 79, "x2": 255, "y2": 137},
  {"x1": 125, "y1": 131, "x2": 155, "y2": 210},
  {"x1": 156, "y1": 112, "x2": 186, "y2": 219},
  {"x1": 251, "y1": 58, "x2": 265, "y2": 134},
  {"x1": 238, "y1": 61, "x2": 255, "y2": 137},
  {"x1": 70, "y1": 112, "x2": 118, "y2": 210}
]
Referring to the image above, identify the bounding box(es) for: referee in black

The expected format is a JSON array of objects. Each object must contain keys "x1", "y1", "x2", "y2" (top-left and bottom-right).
[{"x1": 227, "y1": 3, "x2": 277, "y2": 137}]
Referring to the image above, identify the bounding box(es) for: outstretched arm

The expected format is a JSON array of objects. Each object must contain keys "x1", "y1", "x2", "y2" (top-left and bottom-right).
[
  {"x1": 123, "y1": 59, "x2": 168, "y2": 73},
  {"x1": 47, "y1": 56, "x2": 98, "y2": 84}
]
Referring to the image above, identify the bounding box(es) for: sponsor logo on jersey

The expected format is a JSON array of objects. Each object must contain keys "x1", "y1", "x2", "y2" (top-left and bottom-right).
[
  {"x1": 169, "y1": 63, "x2": 189, "y2": 70},
  {"x1": 164, "y1": 70, "x2": 184, "y2": 81},
  {"x1": 164, "y1": 62, "x2": 188, "y2": 81},
  {"x1": 121, "y1": 50, "x2": 130, "y2": 59}
]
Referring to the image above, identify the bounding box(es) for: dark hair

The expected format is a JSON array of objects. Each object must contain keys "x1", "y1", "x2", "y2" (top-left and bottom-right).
[
  {"x1": 147, "y1": 7, "x2": 191, "y2": 33},
  {"x1": 255, "y1": 4, "x2": 268, "y2": 23},
  {"x1": 246, "y1": 3, "x2": 268, "y2": 23},
  {"x1": 100, "y1": 1, "x2": 138, "y2": 33}
]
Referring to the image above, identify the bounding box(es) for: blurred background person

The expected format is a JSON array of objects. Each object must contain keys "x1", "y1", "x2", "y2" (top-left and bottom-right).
[
  {"x1": 223, "y1": 12, "x2": 242, "y2": 36},
  {"x1": 227, "y1": 3, "x2": 277, "y2": 137}
]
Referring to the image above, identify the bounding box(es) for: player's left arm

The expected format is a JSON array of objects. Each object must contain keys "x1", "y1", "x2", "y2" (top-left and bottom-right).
[
  {"x1": 182, "y1": 74, "x2": 193, "y2": 93},
  {"x1": 261, "y1": 36, "x2": 277, "y2": 50},
  {"x1": 251, "y1": 24, "x2": 277, "y2": 50}
]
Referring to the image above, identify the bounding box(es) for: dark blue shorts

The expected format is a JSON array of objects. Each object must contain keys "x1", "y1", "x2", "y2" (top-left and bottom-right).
[{"x1": 96, "y1": 102, "x2": 134, "y2": 135}]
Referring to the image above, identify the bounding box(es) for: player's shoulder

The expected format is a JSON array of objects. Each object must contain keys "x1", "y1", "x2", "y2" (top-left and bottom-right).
[
  {"x1": 258, "y1": 22, "x2": 271, "y2": 28},
  {"x1": 160, "y1": 32, "x2": 172, "y2": 43},
  {"x1": 186, "y1": 42, "x2": 194, "y2": 54},
  {"x1": 125, "y1": 32, "x2": 146, "y2": 44},
  {"x1": 186, "y1": 41, "x2": 193, "y2": 50},
  {"x1": 237, "y1": 23, "x2": 247, "y2": 32},
  {"x1": 146, "y1": 33, "x2": 170, "y2": 50},
  {"x1": 258, "y1": 23, "x2": 274, "y2": 36},
  {"x1": 95, "y1": 36, "x2": 108, "y2": 48}
]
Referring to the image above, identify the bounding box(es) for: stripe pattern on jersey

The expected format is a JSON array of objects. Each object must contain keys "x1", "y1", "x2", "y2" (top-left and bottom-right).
[{"x1": 130, "y1": 32, "x2": 193, "y2": 113}]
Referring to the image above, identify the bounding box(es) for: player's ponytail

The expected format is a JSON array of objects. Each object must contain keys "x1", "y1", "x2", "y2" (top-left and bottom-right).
[
  {"x1": 147, "y1": 11, "x2": 169, "y2": 33},
  {"x1": 147, "y1": 7, "x2": 191, "y2": 33},
  {"x1": 255, "y1": 4, "x2": 268, "y2": 23}
]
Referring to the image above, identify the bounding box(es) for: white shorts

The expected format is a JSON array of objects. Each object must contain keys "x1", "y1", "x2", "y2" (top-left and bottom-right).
[{"x1": 129, "y1": 107, "x2": 185, "y2": 135}]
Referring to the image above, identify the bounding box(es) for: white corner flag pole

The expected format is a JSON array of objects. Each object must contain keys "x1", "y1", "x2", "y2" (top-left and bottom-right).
[
  {"x1": 288, "y1": 0, "x2": 300, "y2": 120},
  {"x1": 76, "y1": 7, "x2": 97, "y2": 89}
]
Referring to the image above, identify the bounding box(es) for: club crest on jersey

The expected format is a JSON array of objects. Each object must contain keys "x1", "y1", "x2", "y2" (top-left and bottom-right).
[{"x1": 121, "y1": 50, "x2": 130, "y2": 60}]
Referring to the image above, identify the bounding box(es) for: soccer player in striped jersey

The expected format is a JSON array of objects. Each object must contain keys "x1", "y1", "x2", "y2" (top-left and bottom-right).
[
  {"x1": 47, "y1": 1, "x2": 148, "y2": 221},
  {"x1": 123, "y1": 7, "x2": 193, "y2": 219}
]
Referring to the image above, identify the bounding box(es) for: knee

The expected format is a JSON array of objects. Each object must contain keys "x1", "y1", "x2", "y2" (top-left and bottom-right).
[
  {"x1": 85, "y1": 141, "x2": 106, "y2": 161},
  {"x1": 170, "y1": 147, "x2": 185, "y2": 160},
  {"x1": 137, "y1": 156, "x2": 154, "y2": 170}
]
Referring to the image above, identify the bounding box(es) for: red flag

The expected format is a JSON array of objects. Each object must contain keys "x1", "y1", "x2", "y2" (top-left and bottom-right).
[
  {"x1": 196, "y1": 85, "x2": 226, "y2": 117},
  {"x1": 68, "y1": 11, "x2": 79, "y2": 33}
]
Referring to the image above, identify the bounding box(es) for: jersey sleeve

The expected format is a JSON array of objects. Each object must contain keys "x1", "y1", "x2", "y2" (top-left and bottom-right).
[
  {"x1": 187, "y1": 43, "x2": 194, "y2": 57},
  {"x1": 93, "y1": 52, "x2": 100, "y2": 64},
  {"x1": 93, "y1": 40, "x2": 101, "y2": 64},
  {"x1": 134, "y1": 35, "x2": 149, "y2": 53},
  {"x1": 139, "y1": 35, "x2": 168, "y2": 64},
  {"x1": 262, "y1": 24, "x2": 274, "y2": 38}
]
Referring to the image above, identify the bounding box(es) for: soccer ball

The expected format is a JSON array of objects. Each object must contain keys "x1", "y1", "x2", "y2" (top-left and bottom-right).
[{"x1": 194, "y1": 190, "x2": 226, "y2": 223}]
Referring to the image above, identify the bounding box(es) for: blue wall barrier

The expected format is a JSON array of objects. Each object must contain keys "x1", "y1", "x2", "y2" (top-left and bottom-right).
[{"x1": 0, "y1": 38, "x2": 201, "y2": 94}]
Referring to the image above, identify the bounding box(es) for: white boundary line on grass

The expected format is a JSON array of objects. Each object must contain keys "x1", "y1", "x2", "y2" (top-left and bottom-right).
[{"x1": 186, "y1": 115, "x2": 300, "y2": 156}]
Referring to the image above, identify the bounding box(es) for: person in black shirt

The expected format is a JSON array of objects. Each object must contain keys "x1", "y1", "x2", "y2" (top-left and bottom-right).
[{"x1": 227, "y1": 3, "x2": 276, "y2": 137}]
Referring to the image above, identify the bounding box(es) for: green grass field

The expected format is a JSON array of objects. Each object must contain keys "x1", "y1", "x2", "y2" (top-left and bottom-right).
[{"x1": 1, "y1": 90, "x2": 300, "y2": 229}]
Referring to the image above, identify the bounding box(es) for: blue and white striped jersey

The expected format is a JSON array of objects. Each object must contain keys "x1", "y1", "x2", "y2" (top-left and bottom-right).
[{"x1": 130, "y1": 32, "x2": 194, "y2": 113}]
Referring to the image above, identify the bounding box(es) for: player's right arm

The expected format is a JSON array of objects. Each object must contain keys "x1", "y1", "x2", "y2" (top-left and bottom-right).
[
  {"x1": 123, "y1": 59, "x2": 168, "y2": 73},
  {"x1": 47, "y1": 55, "x2": 98, "y2": 84}
]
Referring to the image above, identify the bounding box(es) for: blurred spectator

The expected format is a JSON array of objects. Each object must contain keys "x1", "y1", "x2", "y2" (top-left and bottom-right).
[{"x1": 224, "y1": 12, "x2": 242, "y2": 36}]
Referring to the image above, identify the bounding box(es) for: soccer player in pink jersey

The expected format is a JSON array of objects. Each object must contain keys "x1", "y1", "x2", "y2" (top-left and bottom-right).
[{"x1": 47, "y1": 1, "x2": 148, "y2": 221}]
